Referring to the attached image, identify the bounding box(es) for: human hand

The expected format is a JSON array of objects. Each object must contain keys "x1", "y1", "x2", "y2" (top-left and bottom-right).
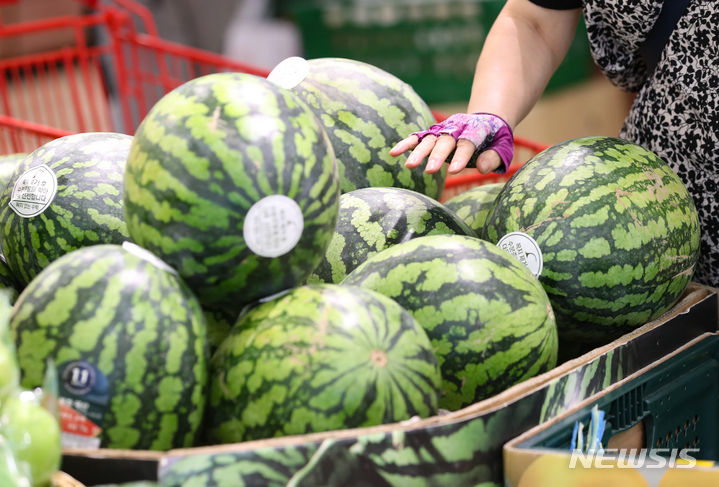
[{"x1": 390, "y1": 113, "x2": 514, "y2": 175}]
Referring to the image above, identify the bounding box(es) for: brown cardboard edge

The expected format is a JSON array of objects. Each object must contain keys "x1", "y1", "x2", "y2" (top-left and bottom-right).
[
  {"x1": 64, "y1": 283, "x2": 716, "y2": 462},
  {"x1": 51, "y1": 471, "x2": 86, "y2": 487},
  {"x1": 62, "y1": 447, "x2": 165, "y2": 461},
  {"x1": 501, "y1": 331, "x2": 717, "y2": 486}
]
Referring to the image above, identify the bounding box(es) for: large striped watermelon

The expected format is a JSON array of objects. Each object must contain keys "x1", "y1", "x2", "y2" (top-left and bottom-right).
[
  {"x1": 482, "y1": 137, "x2": 700, "y2": 343},
  {"x1": 268, "y1": 56, "x2": 445, "y2": 199},
  {"x1": 11, "y1": 243, "x2": 208, "y2": 450},
  {"x1": 124, "y1": 72, "x2": 339, "y2": 314},
  {"x1": 0, "y1": 133, "x2": 131, "y2": 286},
  {"x1": 444, "y1": 182, "x2": 504, "y2": 235},
  {"x1": 308, "y1": 186, "x2": 475, "y2": 284},
  {"x1": 206, "y1": 284, "x2": 441, "y2": 443},
  {"x1": 342, "y1": 234, "x2": 557, "y2": 411}
]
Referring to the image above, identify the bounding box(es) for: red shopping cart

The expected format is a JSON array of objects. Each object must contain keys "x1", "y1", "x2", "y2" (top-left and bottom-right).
[{"x1": 0, "y1": 0, "x2": 547, "y2": 199}]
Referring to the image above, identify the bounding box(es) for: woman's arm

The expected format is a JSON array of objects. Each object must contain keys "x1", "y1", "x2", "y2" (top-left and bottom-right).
[{"x1": 391, "y1": 0, "x2": 582, "y2": 174}]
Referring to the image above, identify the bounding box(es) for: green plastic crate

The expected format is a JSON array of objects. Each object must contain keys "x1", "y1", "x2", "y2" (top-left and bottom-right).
[
  {"x1": 290, "y1": 0, "x2": 593, "y2": 104},
  {"x1": 514, "y1": 334, "x2": 719, "y2": 461}
]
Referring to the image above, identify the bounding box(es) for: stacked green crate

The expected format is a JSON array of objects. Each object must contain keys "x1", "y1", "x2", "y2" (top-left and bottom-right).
[{"x1": 290, "y1": 0, "x2": 592, "y2": 104}]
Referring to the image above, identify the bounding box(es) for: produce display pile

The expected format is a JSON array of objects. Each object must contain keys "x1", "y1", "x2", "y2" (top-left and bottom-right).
[{"x1": 0, "y1": 56, "x2": 702, "y2": 485}]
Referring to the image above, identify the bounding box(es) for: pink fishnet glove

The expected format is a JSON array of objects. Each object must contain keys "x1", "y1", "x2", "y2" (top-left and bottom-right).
[{"x1": 412, "y1": 112, "x2": 514, "y2": 173}]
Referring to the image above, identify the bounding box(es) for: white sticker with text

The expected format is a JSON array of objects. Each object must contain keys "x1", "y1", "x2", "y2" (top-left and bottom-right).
[
  {"x1": 497, "y1": 232, "x2": 544, "y2": 277},
  {"x1": 9, "y1": 165, "x2": 57, "y2": 218},
  {"x1": 244, "y1": 195, "x2": 304, "y2": 258}
]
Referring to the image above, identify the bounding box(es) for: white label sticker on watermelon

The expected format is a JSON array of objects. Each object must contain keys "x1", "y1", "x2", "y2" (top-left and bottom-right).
[
  {"x1": 244, "y1": 195, "x2": 304, "y2": 258},
  {"x1": 497, "y1": 232, "x2": 544, "y2": 277},
  {"x1": 267, "y1": 56, "x2": 310, "y2": 89},
  {"x1": 8, "y1": 165, "x2": 58, "y2": 218}
]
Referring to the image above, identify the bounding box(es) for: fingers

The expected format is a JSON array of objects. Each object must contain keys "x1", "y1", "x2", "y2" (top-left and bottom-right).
[
  {"x1": 476, "y1": 150, "x2": 502, "y2": 174},
  {"x1": 403, "y1": 134, "x2": 458, "y2": 173},
  {"x1": 404, "y1": 134, "x2": 437, "y2": 169},
  {"x1": 394, "y1": 130, "x2": 501, "y2": 175},
  {"x1": 389, "y1": 135, "x2": 420, "y2": 157},
  {"x1": 448, "y1": 138, "x2": 476, "y2": 174},
  {"x1": 425, "y1": 135, "x2": 457, "y2": 173}
]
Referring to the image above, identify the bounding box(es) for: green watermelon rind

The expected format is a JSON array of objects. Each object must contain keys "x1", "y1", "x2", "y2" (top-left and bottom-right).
[
  {"x1": 0, "y1": 133, "x2": 132, "y2": 286},
  {"x1": 342, "y1": 234, "x2": 558, "y2": 411},
  {"x1": 11, "y1": 244, "x2": 208, "y2": 450},
  {"x1": 443, "y1": 182, "x2": 505, "y2": 235},
  {"x1": 123, "y1": 72, "x2": 340, "y2": 313},
  {"x1": 281, "y1": 57, "x2": 446, "y2": 199},
  {"x1": 206, "y1": 283, "x2": 441, "y2": 444},
  {"x1": 308, "y1": 187, "x2": 476, "y2": 284},
  {"x1": 482, "y1": 136, "x2": 701, "y2": 342}
]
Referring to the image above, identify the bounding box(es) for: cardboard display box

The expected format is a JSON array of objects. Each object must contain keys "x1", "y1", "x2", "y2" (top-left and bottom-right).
[
  {"x1": 503, "y1": 331, "x2": 719, "y2": 487},
  {"x1": 61, "y1": 283, "x2": 718, "y2": 486}
]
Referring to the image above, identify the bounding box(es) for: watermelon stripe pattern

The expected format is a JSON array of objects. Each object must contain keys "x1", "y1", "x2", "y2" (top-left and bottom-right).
[
  {"x1": 207, "y1": 284, "x2": 441, "y2": 443},
  {"x1": 308, "y1": 187, "x2": 475, "y2": 284},
  {"x1": 539, "y1": 347, "x2": 625, "y2": 423},
  {"x1": 124, "y1": 73, "x2": 339, "y2": 313},
  {"x1": 160, "y1": 438, "x2": 393, "y2": 487},
  {"x1": 159, "y1": 446, "x2": 320, "y2": 487},
  {"x1": 483, "y1": 137, "x2": 700, "y2": 342},
  {"x1": 274, "y1": 57, "x2": 445, "y2": 199},
  {"x1": 0, "y1": 133, "x2": 131, "y2": 286},
  {"x1": 342, "y1": 235, "x2": 557, "y2": 411},
  {"x1": 155, "y1": 316, "x2": 665, "y2": 487},
  {"x1": 202, "y1": 307, "x2": 237, "y2": 353},
  {"x1": 0, "y1": 255, "x2": 19, "y2": 302},
  {"x1": 348, "y1": 413, "x2": 529, "y2": 486},
  {"x1": 11, "y1": 244, "x2": 208, "y2": 450},
  {"x1": 443, "y1": 182, "x2": 504, "y2": 235}
]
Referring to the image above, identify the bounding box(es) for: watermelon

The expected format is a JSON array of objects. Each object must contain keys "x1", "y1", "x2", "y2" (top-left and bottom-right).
[
  {"x1": 0, "y1": 153, "x2": 25, "y2": 193},
  {"x1": 0, "y1": 288, "x2": 18, "y2": 400},
  {"x1": 206, "y1": 284, "x2": 441, "y2": 443},
  {"x1": 443, "y1": 182, "x2": 504, "y2": 235},
  {"x1": 123, "y1": 72, "x2": 339, "y2": 314},
  {"x1": 342, "y1": 234, "x2": 557, "y2": 411},
  {"x1": 308, "y1": 186, "x2": 475, "y2": 284},
  {"x1": 0, "y1": 153, "x2": 26, "y2": 281},
  {"x1": 203, "y1": 307, "x2": 237, "y2": 353},
  {"x1": 268, "y1": 56, "x2": 445, "y2": 199},
  {"x1": 0, "y1": 256, "x2": 19, "y2": 303},
  {"x1": 0, "y1": 133, "x2": 131, "y2": 286},
  {"x1": 482, "y1": 137, "x2": 700, "y2": 343},
  {"x1": 11, "y1": 243, "x2": 208, "y2": 450}
]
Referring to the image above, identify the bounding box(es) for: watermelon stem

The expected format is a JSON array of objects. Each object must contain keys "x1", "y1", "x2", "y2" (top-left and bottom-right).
[{"x1": 370, "y1": 349, "x2": 388, "y2": 368}]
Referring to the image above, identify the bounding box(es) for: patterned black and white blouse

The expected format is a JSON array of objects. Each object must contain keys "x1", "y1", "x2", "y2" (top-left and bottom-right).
[{"x1": 529, "y1": 0, "x2": 719, "y2": 286}]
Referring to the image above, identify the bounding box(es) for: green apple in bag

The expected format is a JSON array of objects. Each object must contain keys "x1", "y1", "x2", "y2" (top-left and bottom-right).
[{"x1": 1, "y1": 391, "x2": 61, "y2": 487}]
